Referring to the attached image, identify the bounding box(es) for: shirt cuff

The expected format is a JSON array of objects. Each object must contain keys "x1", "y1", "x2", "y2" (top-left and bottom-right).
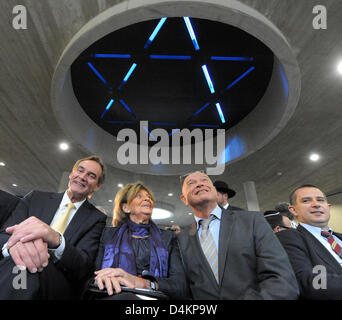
[
  {"x1": 49, "y1": 232, "x2": 65, "y2": 260},
  {"x1": 1, "y1": 242, "x2": 9, "y2": 258}
]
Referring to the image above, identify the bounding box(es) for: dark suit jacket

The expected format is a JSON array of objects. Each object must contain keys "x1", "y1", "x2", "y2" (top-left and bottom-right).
[
  {"x1": 277, "y1": 224, "x2": 342, "y2": 299},
  {"x1": 227, "y1": 205, "x2": 243, "y2": 211},
  {"x1": 92, "y1": 225, "x2": 188, "y2": 299},
  {"x1": 177, "y1": 208, "x2": 299, "y2": 300},
  {"x1": 0, "y1": 190, "x2": 106, "y2": 293},
  {"x1": 0, "y1": 190, "x2": 20, "y2": 228}
]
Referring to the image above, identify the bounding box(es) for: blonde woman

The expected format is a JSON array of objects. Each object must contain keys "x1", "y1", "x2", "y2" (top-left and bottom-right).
[{"x1": 85, "y1": 182, "x2": 187, "y2": 300}]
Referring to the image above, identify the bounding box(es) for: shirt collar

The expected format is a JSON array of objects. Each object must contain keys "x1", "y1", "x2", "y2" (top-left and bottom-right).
[
  {"x1": 195, "y1": 205, "x2": 222, "y2": 229},
  {"x1": 300, "y1": 222, "x2": 332, "y2": 236},
  {"x1": 61, "y1": 191, "x2": 86, "y2": 210}
]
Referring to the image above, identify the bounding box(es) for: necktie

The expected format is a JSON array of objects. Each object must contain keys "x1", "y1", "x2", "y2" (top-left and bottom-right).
[
  {"x1": 51, "y1": 203, "x2": 75, "y2": 234},
  {"x1": 199, "y1": 215, "x2": 219, "y2": 282},
  {"x1": 321, "y1": 230, "x2": 342, "y2": 258}
]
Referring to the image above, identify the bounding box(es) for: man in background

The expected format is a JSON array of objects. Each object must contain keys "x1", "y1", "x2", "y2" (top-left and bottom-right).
[
  {"x1": 213, "y1": 180, "x2": 242, "y2": 211},
  {"x1": 264, "y1": 210, "x2": 292, "y2": 233},
  {"x1": 275, "y1": 202, "x2": 298, "y2": 228}
]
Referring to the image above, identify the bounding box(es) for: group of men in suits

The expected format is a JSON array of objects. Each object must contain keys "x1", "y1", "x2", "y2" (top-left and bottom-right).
[
  {"x1": 179, "y1": 174, "x2": 342, "y2": 300},
  {"x1": 1, "y1": 159, "x2": 342, "y2": 299}
]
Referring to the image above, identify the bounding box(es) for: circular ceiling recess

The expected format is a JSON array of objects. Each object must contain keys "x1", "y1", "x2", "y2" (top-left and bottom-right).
[
  {"x1": 51, "y1": 0, "x2": 301, "y2": 175},
  {"x1": 70, "y1": 17, "x2": 274, "y2": 146}
]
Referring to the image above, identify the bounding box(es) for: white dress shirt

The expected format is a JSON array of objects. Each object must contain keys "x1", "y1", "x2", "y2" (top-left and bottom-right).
[
  {"x1": 223, "y1": 203, "x2": 229, "y2": 210},
  {"x1": 300, "y1": 223, "x2": 342, "y2": 266},
  {"x1": 2, "y1": 191, "x2": 85, "y2": 260}
]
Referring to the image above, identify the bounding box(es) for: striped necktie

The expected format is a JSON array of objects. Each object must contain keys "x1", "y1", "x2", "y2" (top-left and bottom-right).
[
  {"x1": 321, "y1": 230, "x2": 342, "y2": 258},
  {"x1": 51, "y1": 203, "x2": 75, "y2": 234},
  {"x1": 199, "y1": 215, "x2": 219, "y2": 283}
]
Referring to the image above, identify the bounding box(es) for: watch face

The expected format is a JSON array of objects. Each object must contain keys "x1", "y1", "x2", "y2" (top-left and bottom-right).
[{"x1": 150, "y1": 281, "x2": 156, "y2": 290}]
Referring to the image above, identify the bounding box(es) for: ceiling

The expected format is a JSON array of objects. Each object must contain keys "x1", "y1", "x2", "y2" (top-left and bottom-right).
[
  {"x1": 1, "y1": 0, "x2": 342, "y2": 227},
  {"x1": 70, "y1": 17, "x2": 273, "y2": 142}
]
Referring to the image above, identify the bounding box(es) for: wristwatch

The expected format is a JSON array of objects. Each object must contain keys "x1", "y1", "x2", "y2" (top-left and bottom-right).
[
  {"x1": 149, "y1": 280, "x2": 157, "y2": 291},
  {"x1": 142, "y1": 270, "x2": 158, "y2": 291}
]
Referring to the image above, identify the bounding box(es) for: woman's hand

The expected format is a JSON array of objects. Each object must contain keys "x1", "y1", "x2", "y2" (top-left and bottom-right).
[{"x1": 94, "y1": 268, "x2": 149, "y2": 296}]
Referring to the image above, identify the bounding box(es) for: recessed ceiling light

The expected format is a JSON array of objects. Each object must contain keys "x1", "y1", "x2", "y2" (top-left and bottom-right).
[
  {"x1": 309, "y1": 153, "x2": 320, "y2": 162},
  {"x1": 12, "y1": 184, "x2": 17, "y2": 187},
  {"x1": 108, "y1": 199, "x2": 113, "y2": 202},
  {"x1": 59, "y1": 142, "x2": 69, "y2": 151},
  {"x1": 337, "y1": 61, "x2": 342, "y2": 74},
  {"x1": 170, "y1": 220, "x2": 174, "y2": 223},
  {"x1": 0, "y1": 162, "x2": 5, "y2": 167},
  {"x1": 118, "y1": 183, "x2": 123, "y2": 188},
  {"x1": 168, "y1": 193, "x2": 173, "y2": 196},
  {"x1": 152, "y1": 208, "x2": 174, "y2": 220},
  {"x1": 188, "y1": 212, "x2": 193, "y2": 215}
]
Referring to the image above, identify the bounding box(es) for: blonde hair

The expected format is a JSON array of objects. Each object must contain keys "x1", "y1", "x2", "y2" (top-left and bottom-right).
[{"x1": 112, "y1": 182, "x2": 155, "y2": 226}]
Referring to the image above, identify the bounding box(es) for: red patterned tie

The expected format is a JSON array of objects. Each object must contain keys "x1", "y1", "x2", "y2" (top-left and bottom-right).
[{"x1": 321, "y1": 231, "x2": 342, "y2": 258}]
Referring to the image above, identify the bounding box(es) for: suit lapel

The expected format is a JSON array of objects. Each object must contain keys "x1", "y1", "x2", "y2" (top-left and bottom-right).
[
  {"x1": 37, "y1": 193, "x2": 63, "y2": 224},
  {"x1": 333, "y1": 232, "x2": 342, "y2": 242},
  {"x1": 218, "y1": 209, "x2": 235, "y2": 286},
  {"x1": 298, "y1": 225, "x2": 342, "y2": 273},
  {"x1": 64, "y1": 200, "x2": 93, "y2": 242}
]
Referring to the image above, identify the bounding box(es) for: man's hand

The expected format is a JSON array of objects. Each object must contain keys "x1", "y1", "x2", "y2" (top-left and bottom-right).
[
  {"x1": 6, "y1": 216, "x2": 61, "y2": 249},
  {"x1": 8, "y1": 239, "x2": 49, "y2": 273},
  {"x1": 94, "y1": 268, "x2": 149, "y2": 296}
]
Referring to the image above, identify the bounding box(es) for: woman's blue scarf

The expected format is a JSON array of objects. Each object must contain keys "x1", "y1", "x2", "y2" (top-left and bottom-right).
[{"x1": 101, "y1": 218, "x2": 168, "y2": 278}]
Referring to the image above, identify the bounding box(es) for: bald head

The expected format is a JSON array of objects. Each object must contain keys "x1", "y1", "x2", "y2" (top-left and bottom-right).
[{"x1": 180, "y1": 171, "x2": 218, "y2": 216}]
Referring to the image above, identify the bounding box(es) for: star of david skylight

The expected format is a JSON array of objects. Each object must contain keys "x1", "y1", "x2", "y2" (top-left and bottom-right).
[{"x1": 71, "y1": 17, "x2": 273, "y2": 146}]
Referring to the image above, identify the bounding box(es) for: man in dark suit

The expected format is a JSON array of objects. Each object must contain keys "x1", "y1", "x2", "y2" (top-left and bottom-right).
[
  {"x1": 277, "y1": 184, "x2": 342, "y2": 299},
  {"x1": 0, "y1": 190, "x2": 20, "y2": 228},
  {"x1": 213, "y1": 180, "x2": 243, "y2": 211},
  {"x1": 0, "y1": 155, "x2": 107, "y2": 299},
  {"x1": 178, "y1": 171, "x2": 299, "y2": 299}
]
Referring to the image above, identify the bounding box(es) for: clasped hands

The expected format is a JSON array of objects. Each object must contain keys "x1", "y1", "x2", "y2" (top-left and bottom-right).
[
  {"x1": 94, "y1": 268, "x2": 150, "y2": 296},
  {"x1": 5, "y1": 217, "x2": 60, "y2": 273}
]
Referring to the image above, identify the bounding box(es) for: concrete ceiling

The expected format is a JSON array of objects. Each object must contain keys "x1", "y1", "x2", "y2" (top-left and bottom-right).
[{"x1": 1, "y1": 0, "x2": 342, "y2": 227}]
